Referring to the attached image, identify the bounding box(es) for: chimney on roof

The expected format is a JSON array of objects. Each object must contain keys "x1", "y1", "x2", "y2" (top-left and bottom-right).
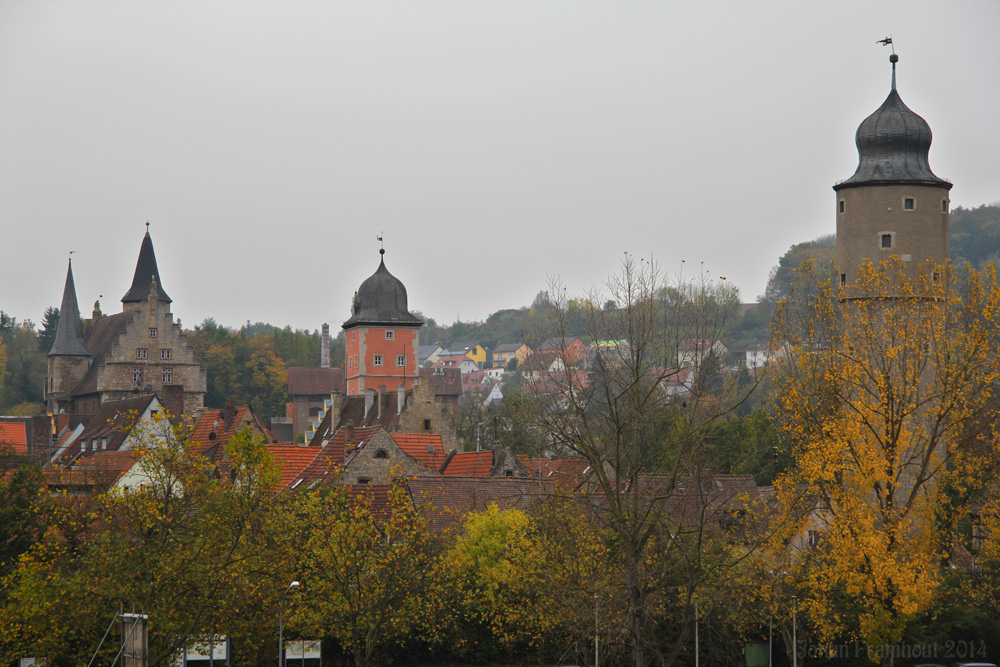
[
  {"x1": 321, "y1": 324, "x2": 330, "y2": 369},
  {"x1": 222, "y1": 401, "x2": 237, "y2": 430},
  {"x1": 397, "y1": 384, "x2": 405, "y2": 415},
  {"x1": 364, "y1": 389, "x2": 374, "y2": 417},
  {"x1": 345, "y1": 419, "x2": 355, "y2": 445}
]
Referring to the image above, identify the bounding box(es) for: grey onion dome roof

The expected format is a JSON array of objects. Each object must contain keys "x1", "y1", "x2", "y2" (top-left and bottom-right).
[
  {"x1": 342, "y1": 250, "x2": 424, "y2": 328},
  {"x1": 835, "y1": 57, "x2": 950, "y2": 191},
  {"x1": 121, "y1": 231, "x2": 172, "y2": 304},
  {"x1": 49, "y1": 259, "x2": 91, "y2": 357}
]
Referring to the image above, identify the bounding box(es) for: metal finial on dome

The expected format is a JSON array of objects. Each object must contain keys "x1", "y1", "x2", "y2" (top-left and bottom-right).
[{"x1": 877, "y1": 36, "x2": 897, "y2": 89}]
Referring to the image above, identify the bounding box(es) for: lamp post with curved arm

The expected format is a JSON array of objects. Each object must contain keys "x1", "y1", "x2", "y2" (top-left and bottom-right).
[{"x1": 279, "y1": 581, "x2": 300, "y2": 667}]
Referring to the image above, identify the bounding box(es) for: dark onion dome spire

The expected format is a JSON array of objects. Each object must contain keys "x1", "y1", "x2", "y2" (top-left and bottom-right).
[
  {"x1": 121, "y1": 229, "x2": 172, "y2": 304},
  {"x1": 49, "y1": 258, "x2": 91, "y2": 357},
  {"x1": 834, "y1": 53, "x2": 951, "y2": 191},
  {"x1": 342, "y1": 249, "x2": 423, "y2": 328}
]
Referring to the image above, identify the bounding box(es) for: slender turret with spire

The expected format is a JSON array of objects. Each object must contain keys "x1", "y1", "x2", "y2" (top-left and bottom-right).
[
  {"x1": 122, "y1": 225, "x2": 172, "y2": 307},
  {"x1": 49, "y1": 258, "x2": 90, "y2": 357},
  {"x1": 47, "y1": 256, "x2": 92, "y2": 413}
]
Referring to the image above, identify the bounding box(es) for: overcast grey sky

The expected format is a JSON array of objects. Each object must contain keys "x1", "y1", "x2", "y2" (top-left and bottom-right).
[{"x1": 1, "y1": 1, "x2": 997, "y2": 333}]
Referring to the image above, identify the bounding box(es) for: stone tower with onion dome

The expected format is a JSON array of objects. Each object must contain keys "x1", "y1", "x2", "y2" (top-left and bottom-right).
[{"x1": 834, "y1": 52, "x2": 952, "y2": 286}]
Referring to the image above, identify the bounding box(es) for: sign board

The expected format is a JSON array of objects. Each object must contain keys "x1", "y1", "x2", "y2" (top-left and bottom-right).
[{"x1": 284, "y1": 640, "x2": 321, "y2": 660}]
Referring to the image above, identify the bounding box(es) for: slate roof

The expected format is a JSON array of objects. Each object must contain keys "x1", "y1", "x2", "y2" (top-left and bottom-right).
[
  {"x1": 408, "y1": 476, "x2": 555, "y2": 532},
  {"x1": 342, "y1": 251, "x2": 423, "y2": 328},
  {"x1": 49, "y1": 260, "x2": 90, "y2": 357},
  {"x1": 71, "y1": 311, "x2": 135, "y2": 396},
  {"x1": 121, "y1": 231, "x2": 172, "y2": 304},
  {"x1": 288, "y1": 367, "x2": 346, "y2": 396},
  {"x1": 836, "y1": 57, "x2": 950, "y2": 191},
  {"x1": 493, "y1": 343, "x2": 526, "y2": 354}
]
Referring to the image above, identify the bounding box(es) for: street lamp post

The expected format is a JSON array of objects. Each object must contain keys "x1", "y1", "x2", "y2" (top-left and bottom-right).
[
  {"x1": 694, "y1": 595, "x2": 699, "y2": 667},
  {"x1": 279, "y1": 581, "x2": 300, "y2": 667},
  {"x1": 791, "y1": 595, "x2": 798, "y2": 667}
]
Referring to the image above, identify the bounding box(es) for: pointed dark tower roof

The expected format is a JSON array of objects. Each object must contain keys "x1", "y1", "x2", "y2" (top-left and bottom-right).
[
  {"x1": 342, "y1": 249, "x2": 423, "y2": 328},
  {"x1": 835, "y1": 53, "x2": 951, "y2": 191},
  {"x1": 49, "y1": 259, "x2": 91, "y2": 357},
  {"x1": 121, "y1": 230, "x2": 172, "y2": 304}
]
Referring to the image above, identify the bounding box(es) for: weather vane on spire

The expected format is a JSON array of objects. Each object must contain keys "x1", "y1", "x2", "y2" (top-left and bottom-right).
[
  {"x1": 877, "y1": 36, "x2": 898, "y2": 89},
  {"x1": 146, "y1": 220, "x2": 150, "y2": 231},
  {"x1": 377, "y1": 232, "x2": 385, "y2": 255},
  {"x1": 68, "y1": 250, "x2": 75, "y2": 262}
]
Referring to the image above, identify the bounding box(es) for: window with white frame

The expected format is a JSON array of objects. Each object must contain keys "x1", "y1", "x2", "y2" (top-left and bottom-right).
[
  {"x1": 133, "y1": 368, "x2": 143, "y2": 385},
  {"x1": 161, "y1": 349, "x2": 172, "y2": 360},
  {"x1": 397, "y1": 354, "x2": 406, "y2": 367},
  {"x1": 162, "y1": 368, "x2": 173, "y2": 384},
  {"x1": 385, "y1": 330, "x2": 394, "y2": 340},
  {"x1": 137, "y1": 348, "x2": 148, "y2": 359},
  {"x1": 149, "y1": 327, "x2": 157, "y2": 338},
  {"x1": 373, "y1": 354, "x2": 383, "y2": 367}
]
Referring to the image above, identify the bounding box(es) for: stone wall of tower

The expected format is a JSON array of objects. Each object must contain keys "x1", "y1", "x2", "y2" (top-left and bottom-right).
[
  {"x1": 836, "y1": 184, "x2": 950, "y2": 285},
  {"x1": 97, "y1": 296, "x2": 206, "y2": 416},
  {"x1": 47, "y1": 356, "x2": 90, "y2": 413}
]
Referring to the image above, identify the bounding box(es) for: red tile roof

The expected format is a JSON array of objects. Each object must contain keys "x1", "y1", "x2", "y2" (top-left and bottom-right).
[
  {"x1": 392, "y1": 433, "x2": 447, "y2": 470},
  {"x1": 189, "y1": 405, "x2": 276, "y2": 461},
  {"x1": 525, "y1": 456, "x2": 593, "y2": 491},
  {"x1": 0, "y1": 423, "x2": 28, "y2": 452},
  {"x1": 408, "y1": 476, "x2": 555, "y2": 532},
  {"x1": 441, "y1": 451, "x2": 494, "y2": 476},
  {"x1": 267, "y1": 444, "x2": 324, "y2": 492},
  {"x1": 420, "y1": 367, "x2": 462, "y2": 396}
]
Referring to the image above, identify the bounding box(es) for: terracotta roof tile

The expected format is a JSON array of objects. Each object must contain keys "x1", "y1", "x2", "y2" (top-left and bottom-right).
[
  {"x1": 0, "y1": 422, "x2": 28, "y2": 450},
  {"x1": 391, "y1": 433, "x2": 447, "y2": 470},
  {"x1": 267, "y1": 444, "x2": 324, "y2": 493},
  {"x1": 441, "y1": 451, "x2": 494, "y2": 477},
  {"x1": 408, "y1": 476, "x2": 555, "y2": 532},
  {"x1": 420, "y1": 367, "x2": 462, "y2": 396},
  {"x1": 525, "y1": 456, "x2": 592, "y2": 491}
]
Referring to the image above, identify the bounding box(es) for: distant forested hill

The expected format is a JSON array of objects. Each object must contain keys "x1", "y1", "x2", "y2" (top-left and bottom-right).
[{"x1": 950, "y1": 202, "x2": 1000, "y2": 268}]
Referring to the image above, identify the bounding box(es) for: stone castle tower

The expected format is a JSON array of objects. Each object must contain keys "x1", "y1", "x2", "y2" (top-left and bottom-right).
[
  {"x1": 343, "y1": 249, "x2": 423, "y2": 396},
  {"x1": 46, "y1": 230, "x2": 207, "y2": 416},
  {"x1": 834, "y1": 53, "x2": 952, "y2": 285}
]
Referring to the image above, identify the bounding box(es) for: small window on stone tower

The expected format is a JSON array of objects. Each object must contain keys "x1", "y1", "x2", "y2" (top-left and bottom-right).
[
  {"x1": 903, "y1": 198, "x2": 915, "y2": 210},
  {"x1": 149, "y1": 328, "x2": 157, "y2": 338},
  {"x1": 942, "y1": 199, "x2": 949, "y2": 213},
  {"x1": 137, "y1": 348, "x2": 148, "y2": 359},
  {"x1": 424, "y1": 419, "x2": 431, "y2": 431},
  {"x1": 374, "y1": 449, "x2": 388, "y2": 459},
  {"x1": 881, "y1": 234, "x2": 893, "y2": 249},
  {"x1": 840, "y1": 274, "x2": 846, "y2": 286},
  {"x1": 839, "y1": 200, "x2": 845, "y2": 214}
]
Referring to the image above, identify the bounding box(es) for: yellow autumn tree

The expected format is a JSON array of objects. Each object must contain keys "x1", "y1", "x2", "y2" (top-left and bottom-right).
[{"x1": 770, "y1": 258, "x2": 1000, "y2": 649}]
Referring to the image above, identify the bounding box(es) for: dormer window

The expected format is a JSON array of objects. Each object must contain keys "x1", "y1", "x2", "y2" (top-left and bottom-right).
[{"x1": 385, "y1": 330, "x2": 394, "y2": 340}]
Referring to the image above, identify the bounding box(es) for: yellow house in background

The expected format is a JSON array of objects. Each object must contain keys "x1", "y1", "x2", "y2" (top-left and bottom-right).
[
  {"x1": 492, "y1": 343, "x2": 532, "y2": 369},
  {"x1": 441, "y1": 343, "x2": 488, "y2": 368}
]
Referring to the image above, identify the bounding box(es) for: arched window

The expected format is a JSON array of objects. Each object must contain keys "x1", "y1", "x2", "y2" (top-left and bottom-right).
[{"x1": 374, "y1": 449, "x2": 388, "y2": 460}]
